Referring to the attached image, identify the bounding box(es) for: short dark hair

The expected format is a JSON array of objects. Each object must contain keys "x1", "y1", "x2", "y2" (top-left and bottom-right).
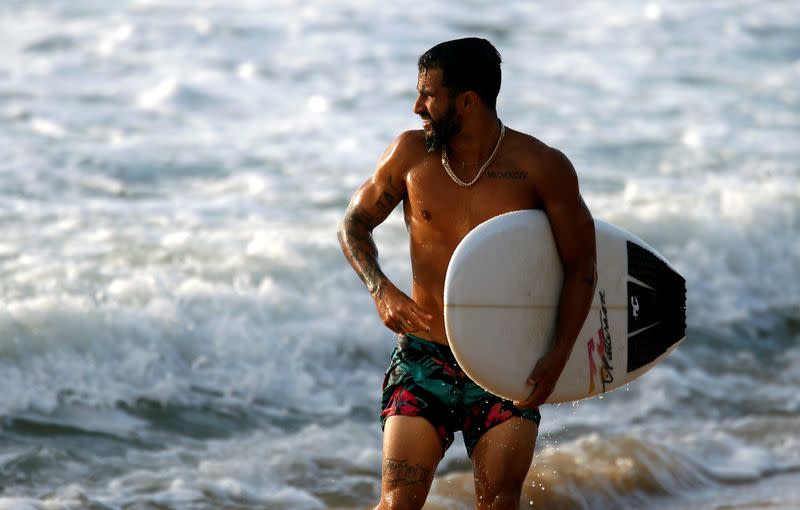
[{"x1": 418, "y1": 38, "x2": 502, "y2": 111}]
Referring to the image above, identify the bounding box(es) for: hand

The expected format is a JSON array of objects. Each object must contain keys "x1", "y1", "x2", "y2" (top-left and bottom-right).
[
  {"x1": 373, "y1": 282, "x2": 433, "y2": 335},
  {"x1": 514, "y1": 351, "x2": 568, "y2": 409}
]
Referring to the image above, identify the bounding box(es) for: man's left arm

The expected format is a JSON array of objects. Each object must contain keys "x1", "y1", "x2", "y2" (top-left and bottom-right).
[{"x1": 516, "y1": 148, "x2": 597, "y2": 408}]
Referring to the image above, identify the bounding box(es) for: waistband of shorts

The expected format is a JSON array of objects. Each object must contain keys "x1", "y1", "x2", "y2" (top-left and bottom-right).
[{"x1": 399, "y1": 334, "x2": 457, "y2": 363}]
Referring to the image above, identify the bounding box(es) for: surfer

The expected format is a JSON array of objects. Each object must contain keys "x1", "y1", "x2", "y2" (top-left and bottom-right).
[{"x1": 338, "y1": 38, "x2": 597, "y2": 509}]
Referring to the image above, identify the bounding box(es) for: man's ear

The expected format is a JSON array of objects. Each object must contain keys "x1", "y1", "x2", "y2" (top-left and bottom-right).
[{"x1": 460, "y1": 91, "x2": 479, "y2": 113}]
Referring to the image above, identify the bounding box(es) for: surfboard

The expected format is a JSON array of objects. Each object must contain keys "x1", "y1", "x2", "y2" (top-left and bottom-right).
[{"x1": 444, "y1": 210, "x2": 686, "y2": 403}]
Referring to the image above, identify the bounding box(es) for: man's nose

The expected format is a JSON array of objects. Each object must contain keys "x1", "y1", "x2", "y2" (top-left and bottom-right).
[{"x1": 412, "y1": 95, "x2": 425, "y2": 115}]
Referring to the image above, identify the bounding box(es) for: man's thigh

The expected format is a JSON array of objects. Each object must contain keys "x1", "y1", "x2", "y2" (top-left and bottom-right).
[
  {"x1": 470, "y1": 416, "x2": 538, "y2": 502},
  {"x1": 378, "y1": 415, "x2": 443, "y2": 508}
]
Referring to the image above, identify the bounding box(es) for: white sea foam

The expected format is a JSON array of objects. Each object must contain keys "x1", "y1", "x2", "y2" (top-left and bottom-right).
[
  {"x1": 136, "y1": 76, "x2": 179, "y2": 110},
  {"x1": 0, "y1": 0, "x2": 797, "y2": 507}
]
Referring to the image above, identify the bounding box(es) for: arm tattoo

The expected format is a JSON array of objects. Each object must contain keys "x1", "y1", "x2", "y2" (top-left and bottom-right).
[
  {"x1": 338, "y1": 175, "x2": 404, "y2": 296},
  {"x1": 338, "y1": 205, "x2": 386, "y2": 296},
  {"x1": 383, "y1": 457, "x2": 433, "y2": 489},
  {"x1": 376, "y1": 191, "x2": 395, "y2": 215},
  {"x1": 350, "y1": 208, "x2": 376, "y2": 231},
  {"x1": 375, "y1": 176, "x2": 402, "y2": 215},
  {"x1": 387, "y1": 175, "x2": 402, "y2": 194}
]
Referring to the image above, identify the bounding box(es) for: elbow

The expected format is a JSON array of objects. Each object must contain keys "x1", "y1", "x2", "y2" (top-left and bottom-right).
[
  {"x1": 336, "y1": 220, "x2": 347, "y2": 248},
  {"x1": 564, "y1": 252, "x2": 597, "y2": 290}
]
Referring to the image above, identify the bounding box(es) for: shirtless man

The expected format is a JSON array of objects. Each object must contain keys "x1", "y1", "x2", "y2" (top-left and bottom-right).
[{"x1": 338, "y1": 38, "x2": 597, "y2": 510}]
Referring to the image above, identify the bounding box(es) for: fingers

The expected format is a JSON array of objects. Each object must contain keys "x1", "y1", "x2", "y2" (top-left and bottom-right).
[
  {"x1": 516, "y1": 363, "x2": 550, "y2": 408},
  {"x1": 387, "y1": 314, "x2": 430, "y2": 335},
  {"x1": 518, "y1": 353, "x2": 567, "y2": 407},
  {"x1": 517, "y1": 379, "x2": 541, "y2": 407},
  {"x1": 526, "y1": 359, "x2": 545, "y2": 386},
  {"x1": 381, "y1": 298, "x2": 433, "y2": 334},
  {"x1": 515, "y1": 375, "x2": 558, "y2": 408},
  {"x1": 514, "y1": 382, "x2": 538, "y2": 409},
  {"x1": 520, "y1": 385, "x2": 547, "y2": 409},
  {"x1": 375, "y1": 284, "x2": 435, "y2": 334},
  {"x1": 406, "y1": 306, "x2": 433, "y2": 333}
]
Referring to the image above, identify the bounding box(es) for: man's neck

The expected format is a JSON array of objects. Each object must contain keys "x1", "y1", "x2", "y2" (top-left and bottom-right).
[{"x1": 446, "y1": 115, "x2": 502, "y2": 166}]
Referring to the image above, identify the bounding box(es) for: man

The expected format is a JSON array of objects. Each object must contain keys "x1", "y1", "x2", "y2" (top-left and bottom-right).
[{"x1": 338, "y1": 38, "x2": 596, "y2": 510}]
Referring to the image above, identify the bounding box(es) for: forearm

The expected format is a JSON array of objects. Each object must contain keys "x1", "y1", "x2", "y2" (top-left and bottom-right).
[
  {"x1": 520, "y1": 258, "x2": 597, "y2": 405},
  {"x1": 551, "y1": 263, "x2": 597, "y2": 361},
  {"x1": 338, "y1": 211, "x2": 432, "y2": 335},
  {"x1": 337, "y1": 214, "x2": 389, "y2": 298}
]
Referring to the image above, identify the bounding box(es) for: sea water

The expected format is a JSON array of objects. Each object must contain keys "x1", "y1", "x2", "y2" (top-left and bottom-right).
[{"x1": 0, "y1": 1, "x2": 798, "y2": 509}]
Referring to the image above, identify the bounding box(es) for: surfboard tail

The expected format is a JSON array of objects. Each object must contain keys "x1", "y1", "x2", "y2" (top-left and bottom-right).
[{"x1": 626, "y1": 241, "x2": 687, "y2": 373}]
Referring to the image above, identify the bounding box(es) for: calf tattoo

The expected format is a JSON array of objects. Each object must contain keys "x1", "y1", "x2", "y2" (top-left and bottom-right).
[{"x1": 383, "y1": 457, "x2": 433, "y2": 488}]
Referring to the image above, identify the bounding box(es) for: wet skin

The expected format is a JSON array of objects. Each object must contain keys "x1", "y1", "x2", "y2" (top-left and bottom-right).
[{"x1": 338, "y1": 67, "x2": 596, "y2": 409}]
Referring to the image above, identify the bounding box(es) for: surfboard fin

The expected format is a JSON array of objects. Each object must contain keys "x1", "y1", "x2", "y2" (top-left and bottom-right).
[{"x1": 625, "y1": 241, "x2": 687, "y2": 372}]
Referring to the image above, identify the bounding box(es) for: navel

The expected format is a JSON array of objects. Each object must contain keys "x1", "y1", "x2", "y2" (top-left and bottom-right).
[{"x1": 422, "y1": 210, "x2": 432, "y2": 221}]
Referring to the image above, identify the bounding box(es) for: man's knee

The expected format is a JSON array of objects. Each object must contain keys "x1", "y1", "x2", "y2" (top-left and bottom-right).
[
  {"x1": 475, "y1": 488, "x2": 523, "y2": 509},
  {"x1": 474, "y1": 473, "x2": 525, "y2": 509},
  {"x1": 375, "y1": 488, "x2": 429, "y2": 510}
]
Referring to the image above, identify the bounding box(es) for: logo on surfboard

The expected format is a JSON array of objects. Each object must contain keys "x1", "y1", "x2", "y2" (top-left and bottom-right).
[
  {"x1": 587, "y1": 290, "x2": 614, "y2": 394},
  {"x1": 631, "y1": 296, "x2": 640, "y2": 319}
]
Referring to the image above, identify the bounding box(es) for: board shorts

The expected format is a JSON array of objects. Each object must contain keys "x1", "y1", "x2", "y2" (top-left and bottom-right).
[{"x1": 380, "y1": 333, "x2": 541, "y2": 457}]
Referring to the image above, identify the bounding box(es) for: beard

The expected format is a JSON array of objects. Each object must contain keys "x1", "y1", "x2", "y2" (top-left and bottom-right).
[{"x1": 422, "y1": 101, "x2": 461, "y2": 153}]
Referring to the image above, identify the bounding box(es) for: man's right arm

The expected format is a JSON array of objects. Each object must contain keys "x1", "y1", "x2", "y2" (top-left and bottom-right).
[{"x1": 337, "y1": 133, "x2": 432, "y2": 334}]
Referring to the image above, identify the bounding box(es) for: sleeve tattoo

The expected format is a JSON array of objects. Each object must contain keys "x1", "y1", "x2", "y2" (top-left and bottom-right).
[{"x1": 338, "y1": 175, "x2": 404, "y2": 296}]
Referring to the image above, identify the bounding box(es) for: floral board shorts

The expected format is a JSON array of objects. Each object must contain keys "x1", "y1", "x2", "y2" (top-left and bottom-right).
[{"x1": 380, "y1": 333, "x2": 541, "y2": 457}]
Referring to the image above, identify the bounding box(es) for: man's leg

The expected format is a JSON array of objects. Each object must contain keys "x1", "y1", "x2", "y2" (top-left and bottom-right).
[
  {"x1": 375, "y1": 415, "x2": 444, "y2": 510},
  {"x1": 470, "y1": 416, "x2": 538, "y2": 510}
]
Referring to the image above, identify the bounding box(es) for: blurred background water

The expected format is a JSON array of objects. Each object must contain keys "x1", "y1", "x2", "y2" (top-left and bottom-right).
[{"x1": 0, "y1": 1, "x2": 798, "y2": 508}]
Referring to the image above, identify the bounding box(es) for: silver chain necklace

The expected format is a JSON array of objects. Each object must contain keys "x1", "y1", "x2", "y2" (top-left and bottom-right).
[{"x1": 441, "y1": 121, "x2": 505, "y2": 187}]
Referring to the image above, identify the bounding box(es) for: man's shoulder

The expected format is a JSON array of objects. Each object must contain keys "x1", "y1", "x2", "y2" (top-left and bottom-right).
[
  {"x1": 379, "y1": 130, "x2": 427, "y2": 171},
  {"x1": 394, "y1": 129, "x2": 427, "y2": 153},
  {"x1": 506, "y1": 129, "x2": 570, "y2": 168},
  {"x1": 506, "y1": 127, "x2": 545, "y2": 146},
  {"x1": 372, "y1": 130, "x2": 428, "y2": 180},
  {"x1": 379, "y1": 130, "x2": 427, "y2": 163}
]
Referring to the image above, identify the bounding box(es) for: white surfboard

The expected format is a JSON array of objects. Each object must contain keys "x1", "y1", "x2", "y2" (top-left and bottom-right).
[{"x1": 444, "y1": 210, "x2": 686, "y2": 403}]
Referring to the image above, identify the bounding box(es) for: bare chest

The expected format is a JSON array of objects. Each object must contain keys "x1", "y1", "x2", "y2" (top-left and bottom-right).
[{"x1": 403, "y1": 159, "x2": 540, "y2": 244}]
